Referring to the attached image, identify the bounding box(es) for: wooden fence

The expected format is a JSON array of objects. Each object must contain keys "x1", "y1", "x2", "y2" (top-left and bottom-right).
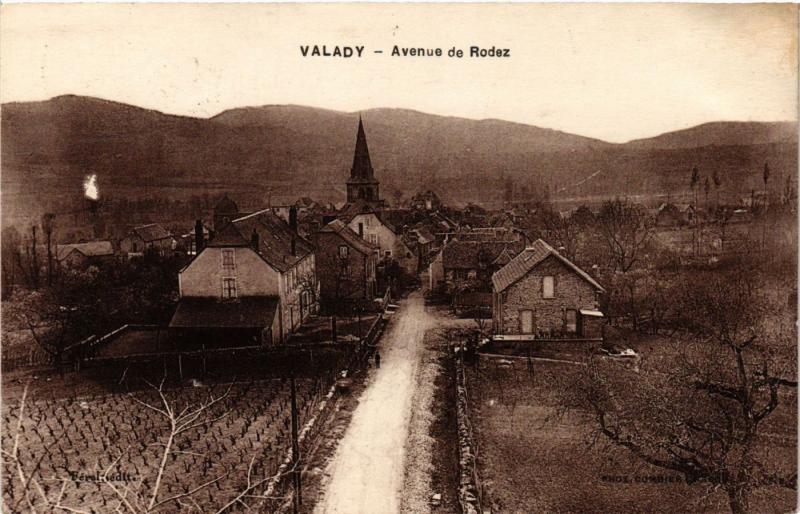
[{"x1": 1, "y1": 345, "x2": 53, "y2": 372}]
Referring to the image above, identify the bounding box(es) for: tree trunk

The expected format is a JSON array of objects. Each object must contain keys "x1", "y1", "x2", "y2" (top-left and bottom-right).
[
  {"x1": 30, "y1": 226, "x2": 40, "y2": 289},
  {"x1": 726, "y1": 483, "x2": 750, "y2": 514}
]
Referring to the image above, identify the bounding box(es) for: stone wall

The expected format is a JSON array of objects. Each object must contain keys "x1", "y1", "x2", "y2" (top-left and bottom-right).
[{"x1": 455, "y1": 356, "x2": 482, "y2": 514}]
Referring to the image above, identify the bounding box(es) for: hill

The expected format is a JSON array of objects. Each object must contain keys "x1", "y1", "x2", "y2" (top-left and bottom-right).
[
  {"x1": 1, "y1": 95, "x2": 796, "y2": 225},
  {"x1": 626, "y1": 121, "x2": 797, "y2": 150}
]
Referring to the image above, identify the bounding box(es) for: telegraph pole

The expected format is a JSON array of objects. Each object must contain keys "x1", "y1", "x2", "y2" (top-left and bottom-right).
[{"x1": 290, "y1": 376, "x2": 302, "y2": 513}]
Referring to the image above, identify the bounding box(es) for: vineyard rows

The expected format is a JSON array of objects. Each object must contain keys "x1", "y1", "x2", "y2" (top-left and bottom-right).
[{"x1": 2, "y1": 378, "x2": 328, "y2": 512}]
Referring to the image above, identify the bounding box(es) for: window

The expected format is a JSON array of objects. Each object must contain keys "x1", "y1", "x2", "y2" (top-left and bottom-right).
[
  {"x1": 369, "y1": 234, "x2": 379, "y2": 246},
  {"x1": 222, "y1": 278, "x2": 237, "y2": 299},
  {"x1": 222, "y1": 249, "x2": 235, "y2": 270},
  {"x1": 520, "y1": 310, "x2": 534, "y2": 334},
  {"x1": 542, "y1": 276, "x2": 555, "y2": 298},
  {"x1": 339, "y1": 245, "x2": 349, "y2": 258},
  {"x1": 565, "y1": 309, "x2": 577, "y2": 334},
  {"x1": 364, "y1": 217, "x2": 371, "y2": 228}
]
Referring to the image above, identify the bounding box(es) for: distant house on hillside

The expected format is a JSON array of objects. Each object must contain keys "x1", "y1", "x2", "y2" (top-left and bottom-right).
[
  {"x1": 56, "y1": 241, "x2": 115, "y2": 268},
  {"x1": 655, "y1": 203, "x2": 682, "y2": 227},
  {"x1": 311, "y1": 219, "x2": 378, "y2": 311},
  {"x1": 492, "y1": 239, "x2": 605, "y2": 340},
  {"x1": 119, "y1": 224, "x2": 175, "y2": 257}
]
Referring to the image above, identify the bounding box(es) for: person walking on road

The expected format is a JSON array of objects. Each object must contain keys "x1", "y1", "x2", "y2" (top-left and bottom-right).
[{"x1": 375, "y1": 350, "x2": 381, "y2": 369}]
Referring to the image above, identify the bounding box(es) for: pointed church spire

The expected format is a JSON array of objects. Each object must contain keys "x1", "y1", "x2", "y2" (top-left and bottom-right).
[
  {"x1": 346, "y1": 116, "x2": 380, "y2": 203},
  {"x1": 351, "y1": 115, "x2": 374, "y2": 180}
]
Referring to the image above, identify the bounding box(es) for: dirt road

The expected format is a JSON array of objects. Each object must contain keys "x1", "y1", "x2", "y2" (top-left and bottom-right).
[{"x1": 315, "y1": 291, "x2": 432, "y2": 514}]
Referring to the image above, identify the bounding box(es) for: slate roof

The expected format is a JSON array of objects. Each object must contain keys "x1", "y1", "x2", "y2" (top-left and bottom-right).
[
  {"x1": 492, "y1": 239, "x2": 605, "y2": 293},
  {"x1": 442, "y1": 240, "x2": 524, "y2": 270},
  {"x1": 169, "y1": 297, "x2": 279, "y2": 329},
  {"x1": 56, "y1": 241, "x2": 114, "y2": 261},
  {"x1": 233, "y1": 209, "x2": 314, "y2": 273},
  {"x1": 131, "y1": 223, "x2": 173, "y2": 242},
  {"x1": 316, "y1": 219, "x2": 376, "y2": 255}
]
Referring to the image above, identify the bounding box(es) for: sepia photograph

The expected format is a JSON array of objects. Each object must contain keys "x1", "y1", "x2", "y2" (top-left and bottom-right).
[{"x1": 0, "y1": 3, "x2": 797, "y2": 513}]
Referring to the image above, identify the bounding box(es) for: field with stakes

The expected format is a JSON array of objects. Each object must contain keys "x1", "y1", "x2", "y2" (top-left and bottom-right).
[{"x1": 2, "y1": 377, "x2": 331, "y2": 513}]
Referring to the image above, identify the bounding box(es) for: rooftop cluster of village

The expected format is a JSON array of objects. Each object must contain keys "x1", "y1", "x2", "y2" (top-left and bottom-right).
[{"x1": 3, "y1": 115, "x2": 796, "y2": 363}]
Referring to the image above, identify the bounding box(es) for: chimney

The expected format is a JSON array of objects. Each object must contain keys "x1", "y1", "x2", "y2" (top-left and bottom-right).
[
  {"x1": 194, "y1": 219, "x2": 204, "y2": 255},
  {"x1": 291, "y1": 236, "x2": 296, "y2": 256},
  {"x1": 251, "y1": 229, "x2": 260, "y2": 253},
  {"x1": 358, "y1": 223, "x2": 364, "y2": 238},
  {"x1": 289, "y1": 206, "x2": 298, "y2": 233}
]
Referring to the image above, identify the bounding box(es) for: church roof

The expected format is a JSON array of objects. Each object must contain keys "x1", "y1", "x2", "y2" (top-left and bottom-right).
[{"x1": 348, "y1": 116, "x2": 376, "y2": 183}]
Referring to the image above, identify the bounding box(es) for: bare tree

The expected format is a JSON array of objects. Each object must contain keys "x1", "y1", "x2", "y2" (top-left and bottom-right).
[
  {"x1": 1, "y1": 385, "x2": 93, "y2": 513},
  {"x1": 4, "y1": 268, "x2": 108, "y2": 373},
  {"x1": 691, "y1": 167, "x2": 700, "y2": 255},
  {"x1": 542, "y1": 210, "x2": 580, "y2": 261},
  {"x1": 42, "y1": 213, "x2": 56, "y2": 286},
  {"x1": 714, "y1": 206, "x2": 734, "y2": 252},
  {"x1": 2, "y1": 226, "x2": 23, "y2": 297},
  {"x1": 596, "y1": 199, "x2": 653, "y2": 273},
  {"x1": 557, "y1": 267, "x2": 796, "y2": 514},
  {"x1": 3, "y1": 381, "x2": 300, "y2": 514},
  {"x1": 30, "y1": 225, "x2": 40, "y2": 290}
]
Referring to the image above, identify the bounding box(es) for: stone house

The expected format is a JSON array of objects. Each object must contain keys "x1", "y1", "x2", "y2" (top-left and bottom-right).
[
  {"x1": 171, "y1": 224, "x2": 282, "y2": 346},
  {"x1": 492, "y1": 239, "x2": 605, "y2": 340},
  {"x1": 119, "y1": 223, "x2": 176, "y2": 257},
  {"x1": 311, "y1": 219, "x2": 378, "y2": 311},
  {"x1": 441, "y1": 240, "x2": 523, "y2": 293},
  {"x1": 171, "y1": 210, "x2": 318, "y2": 345},
  {"x1": 345, "y1": 210, "x2": 418, "y2": 275}
]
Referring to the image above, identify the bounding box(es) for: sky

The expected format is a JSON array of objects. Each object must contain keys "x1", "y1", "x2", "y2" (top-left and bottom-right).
[{"x1": 1, "y1": 3, "x2": 797, "y2": 143}]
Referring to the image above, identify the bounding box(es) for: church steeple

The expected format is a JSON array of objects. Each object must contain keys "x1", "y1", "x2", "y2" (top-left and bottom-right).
[
  {"x1": 346, "y1": 116, "x2": 380, "y2": 203},
  {"x1": 351, "y1": 116, "x2": 375, "y2": 180}
]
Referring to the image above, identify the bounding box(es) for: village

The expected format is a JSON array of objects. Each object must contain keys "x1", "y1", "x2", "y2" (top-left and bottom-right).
[{"x1": 1, "y1": 109, "x2": 796, "y2": 514}]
